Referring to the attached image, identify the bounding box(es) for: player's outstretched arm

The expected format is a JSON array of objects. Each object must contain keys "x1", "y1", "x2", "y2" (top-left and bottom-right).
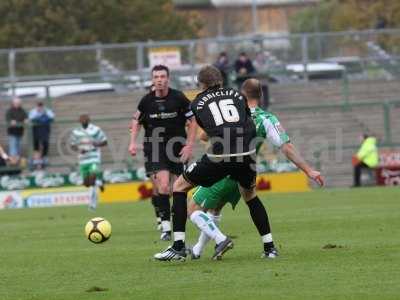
[
  {"x1": 93, "y1": 140, "x2": 107, "y2": 148},
  {"x1": 129, "y1": 111, "x2": 142, "y2": 156},
  {"x1": 280, "y1": 143, "x2": 324, "y2": 186},
  {"x1": 180, "y1": 117, "x2": 198, "y2": 163}
]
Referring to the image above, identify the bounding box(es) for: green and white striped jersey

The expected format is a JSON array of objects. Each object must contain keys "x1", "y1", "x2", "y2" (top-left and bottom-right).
[
  {"x1": 70, "y1": 124, "x2": 107, "y2": 165},
  {"x1": 250, "y1": 106, "x2": 290, "y2": 152}
]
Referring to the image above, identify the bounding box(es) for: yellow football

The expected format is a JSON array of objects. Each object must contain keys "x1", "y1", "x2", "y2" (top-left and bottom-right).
[{"x1": 85, "y1": 217, "x2": 112, "y2": 243}]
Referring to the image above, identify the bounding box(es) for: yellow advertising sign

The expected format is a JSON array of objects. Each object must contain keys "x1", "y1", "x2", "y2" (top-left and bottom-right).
[
  {"x1": 99, "y1": 181, "x2": 153, "y2": 203},
  {"x1": 100, "y1": 171, "x2": 310, "y2": 204},
  {"x1": 255, "y1": 171, "x2": 310, "y2": 193}
]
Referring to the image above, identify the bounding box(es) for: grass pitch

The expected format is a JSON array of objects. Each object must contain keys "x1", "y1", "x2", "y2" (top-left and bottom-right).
[{"x1": 0, "y1": 187, "x2": 399, "y2": 300}]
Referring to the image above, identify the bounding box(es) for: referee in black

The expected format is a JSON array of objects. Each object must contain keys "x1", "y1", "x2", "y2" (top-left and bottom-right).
[{"x1": 129, "y1": 65, "x2": 197, "y2": 241}]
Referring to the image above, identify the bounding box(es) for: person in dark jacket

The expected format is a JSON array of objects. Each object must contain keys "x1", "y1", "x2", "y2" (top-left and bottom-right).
[
  {"x1": 5, "y1": 97, "x2": 27, "y2": 159},
  {"x1": 28, "y1": 102, "x2": 55, "y2": 164},
  {"x1": 234, "y1": 52, "x2": 255, "y2": 88},
  {"x1": 213, "y1": 52, "x2": 230, "y2": 87}
]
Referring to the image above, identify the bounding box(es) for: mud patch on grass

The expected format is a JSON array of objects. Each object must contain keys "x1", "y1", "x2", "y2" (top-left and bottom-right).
[
  {"x1": 86, "y1": 286, "x2": 108, "y2": 293},
  {"x1": 322, "y1": 244, "x2": 346, "y2": 250}
]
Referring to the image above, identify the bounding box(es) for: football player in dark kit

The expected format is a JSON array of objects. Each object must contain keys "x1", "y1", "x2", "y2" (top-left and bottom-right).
[
  {"x1": 129, "y1": 65, "x2": 197, "y2": 241},
  {"x1": 154, "y1": 65, "x2": 324, "y2": 261}
]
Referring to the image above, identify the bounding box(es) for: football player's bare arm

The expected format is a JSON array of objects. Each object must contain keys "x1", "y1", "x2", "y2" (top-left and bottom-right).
[
  {"x1": 180, "y1": 117, "x2": 198, "y2": 163},
  {"x1": 129, "y1": 111, "x2": 142, "y2": 156},
  {"x1": 280, "y1": 142, "x2": 324, "y2": 186}
]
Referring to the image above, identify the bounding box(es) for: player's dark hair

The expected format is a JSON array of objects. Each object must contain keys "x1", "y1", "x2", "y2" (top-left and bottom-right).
[
  {"x1": 79, "y1": 113, "x2": 90, "y2": 122},
  {"x1": 152, "y1": 65, "x2": 169, "y2": 77},
  {"x1": 241, "y1": 78, "x2": 262, "y2": 100},
  {"x1": 197, "y1": 65, "x2": 223, "y2": 89}
]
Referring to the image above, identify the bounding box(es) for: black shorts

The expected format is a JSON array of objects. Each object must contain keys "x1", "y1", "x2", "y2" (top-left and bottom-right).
[
  {"x1": 183, "y1": 154, "x2": 256, "y2": 190},
  {"x1": 144, "y1": 141, "x2": 184, "y2": 176}
]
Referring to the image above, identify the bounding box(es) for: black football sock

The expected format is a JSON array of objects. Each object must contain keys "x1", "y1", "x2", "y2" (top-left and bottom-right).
[
  {"x1": 172, "y1": 192, "x2": 187, "y2": 251},
  {"x1": 246, "y1": 196, "x2": 275, "y2": 251},
  {"x1": 156, "y1": 194, "x2": 171, "y2": 221},
  {"x1": 151, "y1": 195, "x2": 161, "y2": 221},
  {"x1": 157, "y1": 194, "x2": 171, "y2": 233}
]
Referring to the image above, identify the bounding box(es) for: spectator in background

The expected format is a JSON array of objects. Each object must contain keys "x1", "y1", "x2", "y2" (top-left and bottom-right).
[
  {"x1": 234, "y1": 52, "x2": 255, "y2": 88},
  {"x1": 29, "y1": 101, "x2": 55, "y2": 165},
  {"x1": 252, "y1": 52, "x2": 274, "y2": 108},
  {"x1": 0, "y1": 144, "x2": 9, "y2": 163},
  {"x1": 214, "y1": 52, "x2": 230, "y2": 87},
  {"x1": 5, "y1": 97, "x2": 28, "y2": 160},
  {"x1": 253, "y1": 51, "x2": 268, "y2": 74},
  {"x1": 0, "y1": 142, "x2": 25, "y2": 176},
  {"x1": 29, "y1": 150, "x2": 45, "y2": 171},
  {"x1": 352, "y1": 134, "x2": 379, "y2": 187},
  {"x1": 0, "y1": 144, "x2": 10, "y2": 175}
]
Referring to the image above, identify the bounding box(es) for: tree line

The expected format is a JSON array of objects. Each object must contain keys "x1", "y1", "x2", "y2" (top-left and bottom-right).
[{"x1": 0, "y1": 0, "x2": 201, "y2": 49}]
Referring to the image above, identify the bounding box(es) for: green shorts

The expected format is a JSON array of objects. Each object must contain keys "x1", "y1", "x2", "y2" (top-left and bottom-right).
[
  {"x1": 192, "y1": 177, "x2": 241, "y2": 210},
  {"x1": 79, "y1": 163, "x2": 100, "y2": 179}
]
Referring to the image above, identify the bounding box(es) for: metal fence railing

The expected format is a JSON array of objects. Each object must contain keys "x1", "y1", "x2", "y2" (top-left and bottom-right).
[{"x1": 1, "y1": 28, "x2": 400, "y2": 85}]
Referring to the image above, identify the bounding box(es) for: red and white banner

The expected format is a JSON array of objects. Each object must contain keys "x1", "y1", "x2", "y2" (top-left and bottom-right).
[
  {"x1": 0, "y1": 191, "x2": 24, "y2": 209},
  {"x1": 148, "y1": 47, "x2": 182, "y2": 69}
]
